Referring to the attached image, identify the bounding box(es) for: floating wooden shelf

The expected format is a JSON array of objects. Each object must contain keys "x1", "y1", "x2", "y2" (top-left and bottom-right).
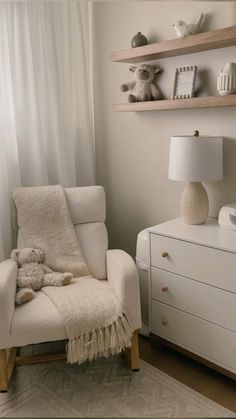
[
  {"x1": 113, "y1": 95, "x2": 236, "y2": 112},
  {"x1": 111, "y1": 26, "x2": 236, "y2": 63}
]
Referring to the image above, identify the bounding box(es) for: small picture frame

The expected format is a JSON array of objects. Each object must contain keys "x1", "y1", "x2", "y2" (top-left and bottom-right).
[{"x1": 172, "y1": 66, "x2": 198, "y2": 99}]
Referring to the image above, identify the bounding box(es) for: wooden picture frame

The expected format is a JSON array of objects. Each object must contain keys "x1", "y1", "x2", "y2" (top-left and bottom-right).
[{"x1": 172, "y1": 66, "x2": 198, "y2": 99}]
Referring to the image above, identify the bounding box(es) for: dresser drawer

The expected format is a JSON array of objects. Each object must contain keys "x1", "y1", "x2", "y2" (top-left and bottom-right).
[
  {"x1": 151, "y1": 300, "x2": 236, "y2": 372},
  {"x1": 151, "y1": 267, "x2": 236, "y2": 332},
  {"x1": 150, "y1": 233, "x2": 236, "y2": 293}
]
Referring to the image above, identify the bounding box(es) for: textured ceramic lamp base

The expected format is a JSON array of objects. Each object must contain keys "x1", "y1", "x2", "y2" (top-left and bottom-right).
[{"x1": 180, "y1": 182, "x2": 209, "y2": 225}]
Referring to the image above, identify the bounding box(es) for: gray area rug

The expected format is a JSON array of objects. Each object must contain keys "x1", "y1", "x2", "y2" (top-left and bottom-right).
[{"x1": 0, "y1": 342, "x2": 234, "y2": 417}]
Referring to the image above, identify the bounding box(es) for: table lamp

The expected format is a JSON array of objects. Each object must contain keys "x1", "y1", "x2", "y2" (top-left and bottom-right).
[{"x1": 168, "y1": 131, "x2": 223, "y2": 225}]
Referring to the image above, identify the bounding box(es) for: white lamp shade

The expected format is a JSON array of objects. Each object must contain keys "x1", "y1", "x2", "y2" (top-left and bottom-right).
[{"x1": 168, "y1": 136, "x2": 223, "y2": 182}]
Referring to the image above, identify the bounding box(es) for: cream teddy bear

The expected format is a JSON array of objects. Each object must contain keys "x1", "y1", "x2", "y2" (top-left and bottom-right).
[
  {"x1": 11, "y1": 248, "x2": 73, "y2": 305},
  {"x1": 120, "y1": 64, "x2": 163, "y2": 103}
]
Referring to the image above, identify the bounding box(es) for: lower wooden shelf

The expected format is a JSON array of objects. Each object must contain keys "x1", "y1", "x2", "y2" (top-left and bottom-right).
[{"x1": 113, "y1": 95, "x2": 236, "y2": 112}]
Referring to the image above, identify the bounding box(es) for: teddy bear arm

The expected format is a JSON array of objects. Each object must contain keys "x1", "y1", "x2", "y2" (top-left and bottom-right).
[
  {"x1": 150, "y1": 83, "x2": 162, "y2": 100},
  {"x1": 121, "y1": 81, "x2": 136, "y2": 92},
  {"x1": 40, "y1": 263, "x2": 53, "y2": 274}
]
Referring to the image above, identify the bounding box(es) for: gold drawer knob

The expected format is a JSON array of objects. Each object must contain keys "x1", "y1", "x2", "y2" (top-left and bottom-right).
[
  {"x1": 161, "y1": 251, "x2": 168, "y2": 258},
  {"x1": 161, "y1": 286, "x2": 168, "y2": 292},
  {"x1": 161, "y1": 318, "x2": 168, "y2": 326}
]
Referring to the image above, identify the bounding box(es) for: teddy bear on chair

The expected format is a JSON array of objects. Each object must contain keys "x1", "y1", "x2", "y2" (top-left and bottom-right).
[
  {"x1": 120, "y1": 64, "x2": 163, "y2": 103},
  {"x1": 11, "y1": 248, "x2": 73, "y2": 305}
]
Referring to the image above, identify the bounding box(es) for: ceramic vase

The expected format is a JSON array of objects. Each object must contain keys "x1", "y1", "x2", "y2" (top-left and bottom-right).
[
  {"x1": 227, "y1": 2, "x2": 236, "y2": 26},
  {"x1": 131, "y1": 32, "x2": 148, "y2": 48},
  {"x1": 217, "y1": 63, "x2": 236, "y2": 96}
]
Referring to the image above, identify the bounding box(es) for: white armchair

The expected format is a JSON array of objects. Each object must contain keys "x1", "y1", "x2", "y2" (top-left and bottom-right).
[{"x1": 0, "y1": 186, "x2": 142, "y2": 392}]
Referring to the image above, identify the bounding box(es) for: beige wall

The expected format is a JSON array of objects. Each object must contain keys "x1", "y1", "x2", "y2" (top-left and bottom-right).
[{"x1": 93, "y1": 1, "x2": 236, "y2": 257}]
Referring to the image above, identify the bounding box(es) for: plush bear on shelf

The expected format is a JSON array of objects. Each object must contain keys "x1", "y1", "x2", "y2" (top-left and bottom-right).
[
  {"x1": 120, "y1": 64, "x2": 163, "y2": 103},
  {"x1": 11, "y1": 248, "x2": 73, "y2": 305}
]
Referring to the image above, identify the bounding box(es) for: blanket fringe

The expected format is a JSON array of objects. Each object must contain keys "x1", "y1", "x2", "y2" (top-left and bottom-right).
[{"x1": 66, "y1": 313, "x2": 134, "y2": 364}]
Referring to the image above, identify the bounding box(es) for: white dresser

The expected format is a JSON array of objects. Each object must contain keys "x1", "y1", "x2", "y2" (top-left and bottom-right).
[{"x1": 148, "y1": 218, "x2": 236, "y2": 379}]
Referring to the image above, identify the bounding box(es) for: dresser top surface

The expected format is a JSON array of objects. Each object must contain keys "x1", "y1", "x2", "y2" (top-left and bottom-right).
[{"x1": 148, "y1": 218, "x2": 236, "y2": 253}]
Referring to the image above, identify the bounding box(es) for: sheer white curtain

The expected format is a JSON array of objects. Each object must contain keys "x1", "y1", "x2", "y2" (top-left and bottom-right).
[{"x1": 0, "y1": 1, "x2": 95, "y2": 261}]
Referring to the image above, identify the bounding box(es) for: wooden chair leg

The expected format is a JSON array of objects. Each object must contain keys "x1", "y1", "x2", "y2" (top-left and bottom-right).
[
  {"x1": 0, "y1": 349, "x2": 8, "y2": 392},
  {"x1": 0, "y1": 348, "x2": 16, "y2": 392},
  {"x1": 124, "y1": 331, "x2": 140, "y2": 371}
]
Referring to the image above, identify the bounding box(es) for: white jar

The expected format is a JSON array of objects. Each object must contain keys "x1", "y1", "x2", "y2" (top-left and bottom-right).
[{"x1": 217, "y1": 63, "x2": 236, "y2": 96}]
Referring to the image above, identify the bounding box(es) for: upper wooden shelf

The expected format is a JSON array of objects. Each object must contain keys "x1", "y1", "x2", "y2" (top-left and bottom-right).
[{"x1": 111, "y1": 26, "x2": 236, "y2": 63}]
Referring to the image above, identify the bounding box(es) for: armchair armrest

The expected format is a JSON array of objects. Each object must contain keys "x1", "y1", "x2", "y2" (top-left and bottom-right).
[
  {"x1": 106, "y1": 250, "x2": 142, "y2": 330},
  {"x1": 0, "y1": 259, "x2": 17, "y2": 348}
]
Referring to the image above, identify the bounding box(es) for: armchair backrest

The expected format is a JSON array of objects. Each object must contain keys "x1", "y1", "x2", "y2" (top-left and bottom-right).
[{"x1": 12, "y1": 186, "x2": 108, "y2": 280}]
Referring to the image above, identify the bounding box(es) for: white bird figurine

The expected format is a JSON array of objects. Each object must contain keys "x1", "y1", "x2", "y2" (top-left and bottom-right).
[{"x1": 173, "y1": 13, "x2": 204, "y2": 38}]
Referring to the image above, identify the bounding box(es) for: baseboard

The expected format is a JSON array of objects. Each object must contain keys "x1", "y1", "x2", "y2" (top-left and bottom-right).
[{"x1": 150, "y1": 332, "x2": 236, "y2": 381}]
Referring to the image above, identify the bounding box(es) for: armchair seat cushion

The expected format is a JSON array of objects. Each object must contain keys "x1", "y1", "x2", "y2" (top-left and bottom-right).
[
  {"x1": 9, "y1": 278, "x2": 120, "y2": 349},
  {"x1": 10, "y1": 291, "x2": 68, "y2": 348}
]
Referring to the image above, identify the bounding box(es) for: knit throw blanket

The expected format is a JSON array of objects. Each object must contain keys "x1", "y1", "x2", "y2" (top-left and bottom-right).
[
  {"x1": 43, "y1": 278, "x2": 133, "y2": 363},
  {"x1": 13, "y1": 185, "x2": 89, "y2": 277},
  {"x1": 13, "y1": 185, "x2": 133, "y2": 363}
]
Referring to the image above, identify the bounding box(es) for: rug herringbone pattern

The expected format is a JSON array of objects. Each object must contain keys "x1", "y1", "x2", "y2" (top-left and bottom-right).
[{"x1": 0, "y1": 343, "x2": 234, "y2": 417}]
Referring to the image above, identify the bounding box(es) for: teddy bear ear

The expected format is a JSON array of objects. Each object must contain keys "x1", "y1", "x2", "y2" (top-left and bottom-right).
[
  {"x1": 39, "y1": 249, "x2": 45, "y2": 262},
  {"x1": 154, "y1": 67, "x2": 162, "y2": 75},
  {"x1": 129, "y1": 66, "x2": 137, "y2": 72},
  {"x1": 11, "y1": 249, "x2": 20, "y2": 262}
]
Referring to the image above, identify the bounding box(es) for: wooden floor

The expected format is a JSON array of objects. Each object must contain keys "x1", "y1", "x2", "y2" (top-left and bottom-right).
[{"x1": 139, "y1": 335, "x2": 236, "y2": 413}]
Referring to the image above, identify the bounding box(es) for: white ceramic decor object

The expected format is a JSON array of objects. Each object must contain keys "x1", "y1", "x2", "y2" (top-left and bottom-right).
[
  {"x1": 173, "y1": 13, "x2": 204, "y2": 38},
  {"x1": 227, "y1": 2, "x2": 236, "y2": 26},
  {"x1": 217, "y1": 63, "x2": 236, "y2": 96},
  {"x1": 218, "y1": 203, "x2": 236, "y2": 231}
]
